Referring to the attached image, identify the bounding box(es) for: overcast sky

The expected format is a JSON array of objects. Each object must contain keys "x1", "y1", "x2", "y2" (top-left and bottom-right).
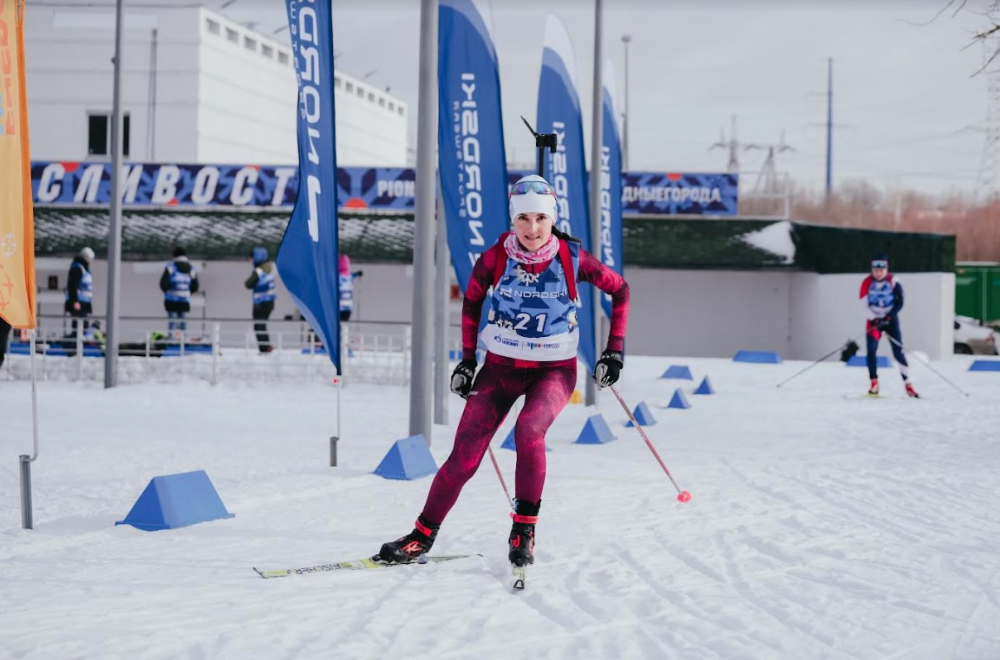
[{"x1": 209, "y1": 1, "x2": 990, "y2": 195}]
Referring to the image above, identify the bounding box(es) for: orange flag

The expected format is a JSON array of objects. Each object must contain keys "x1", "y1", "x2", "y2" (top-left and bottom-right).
[{"x1": 0, "y1": 0, "x2": 35, "y2": 329}]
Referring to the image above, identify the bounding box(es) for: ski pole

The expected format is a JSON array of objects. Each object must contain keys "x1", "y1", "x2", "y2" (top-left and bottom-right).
[
  {"x1": 486, "y1": 446, "x2": 514, "y2": 510},
  {"x1": 885, "y1": 333, "x2": 970, "y2": 397},
  {"x1": 776, "y1": 333, "x2": 866, "y2": 388},
  {"x1": 608, "y1": 384, "x2": 691, "y2": 503}
]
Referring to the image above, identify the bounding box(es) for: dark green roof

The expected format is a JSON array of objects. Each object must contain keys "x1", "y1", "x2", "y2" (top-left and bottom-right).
[
  {"x1": 32, "y1": 207, "x2": 954, "y2": 273},
  {"x1": 33, "y1": 207, "x2": 413, "y2": 263}
]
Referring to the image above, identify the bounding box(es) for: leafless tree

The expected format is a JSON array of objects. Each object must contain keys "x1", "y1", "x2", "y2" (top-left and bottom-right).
[{"x1": 939, "y1": 0, "x2": 1000, "y2": 73}]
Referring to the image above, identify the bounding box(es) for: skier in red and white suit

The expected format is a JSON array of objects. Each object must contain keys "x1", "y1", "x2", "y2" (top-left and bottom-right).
[{"x1": 378, "y1": 175, "x2": 631, "y2": 567}]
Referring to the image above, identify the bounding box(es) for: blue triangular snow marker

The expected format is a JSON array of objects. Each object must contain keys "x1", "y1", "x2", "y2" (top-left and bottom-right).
[
  {"x1": 575, "y1": 414, "x2": 617, "y2": 444},
  {"x1": 115, "y1": 470, "x2": 234, "y2": 532},
  {"x1": 626, "y1": 401, "x2": 657, "y2": 427},
  {"x1": 499, "y1": 428, "x2": 551, "y2": 452},
  {"x1": 661, "y1": 365, "x2": 693, "y2": 380},
  {"x1": 666, "y1": 388, "x2": 691, "y2": 409},
  {"x1": 693, "y1": 376, "x2": 715, "y2": 395},
  {"x1": 373, "y1": 435, "x2": 438, "y2": 480},
  {"x1": 500, "y1": 428, "x2": 516, "y2": 450}
]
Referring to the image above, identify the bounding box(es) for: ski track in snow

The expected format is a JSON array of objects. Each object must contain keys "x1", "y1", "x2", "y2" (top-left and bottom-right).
[{"x1": 2, "y1": 355, "x2": 1000, "y2": 659}]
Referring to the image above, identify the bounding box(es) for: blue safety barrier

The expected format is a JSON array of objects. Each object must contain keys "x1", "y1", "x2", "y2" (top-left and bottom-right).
[
  {"x1": 500, "y1": 428, "x2": 551, "y2": 452},
  {"x1": 846, "y1": 355, "x2": 890, "y2": 368},
  {"x1": 626, "y1": 401, "x2": 657, "y2": 427},
  {"x1": 115, "y1": 470, "x2": 234, "y2": 531},
  {"x1": 162, "y1": 344, "x2": 214, "y2": 357},
  {"x1": 373, "y1": 435, "x2": 438, "y2": 480},
  {"x1": 660, "y1": 365, "x2": 693, "y2": 380},
  {"x1": 666, "y1": 389, "x2": 691, "y2": 409},
  {"x1": 733, "y1": 350, "x2": 782, "y2": 364},
  {"x1": 969, "y1": 360, "x2": 1000, "y2": 372},
  {"x1": 693, "y1": 376, "x2": 715, "y2": 395},
  {"x1": 575, "y1": 414, "x2": 617, "y2": 445}
]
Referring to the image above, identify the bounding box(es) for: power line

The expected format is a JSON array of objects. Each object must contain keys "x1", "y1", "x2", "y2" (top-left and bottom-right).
[
  {"x1": 708, "y1": 115, "x2": 744, "y2": 173},
  {"x1": 744, "y1": 131, "x2": 795, "y2": 195}
]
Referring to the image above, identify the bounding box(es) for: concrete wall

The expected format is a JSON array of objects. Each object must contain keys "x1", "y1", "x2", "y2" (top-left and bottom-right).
[
  {"x1": 790, "y1": 273, "x2": 954, "y2": 362},
  {"x1": 37, "y1": 258, "x2": 954, "y2": 360},
  {"x1": 623, "y1": 269, "x2": 795, "y2": 358}
]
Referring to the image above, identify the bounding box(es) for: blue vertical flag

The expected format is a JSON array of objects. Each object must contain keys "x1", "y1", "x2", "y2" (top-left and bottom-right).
[
  {"x1": 599, "y1": 59, "x2": 624, "y2": 321},
  {"x1": 438, "y1": 0, "x2": 509, "y2": 293},
  {"x1": 277, "y1": 0, "x2": 340, "y2": 371},
  {"x1": 536, "y1": 15, "x2": 595, "y2": 370}
]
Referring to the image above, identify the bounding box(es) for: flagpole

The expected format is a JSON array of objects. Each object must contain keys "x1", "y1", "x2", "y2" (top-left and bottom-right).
[
  {"x1": 586, "y1": 0, "x2": 604, "y2": 407},
  {"x1": 433, "y1": 176, "x2": 449, "y2": 426},
  {"x1": 104, "y1": 0, "x2": 125, "y2": 388},
  {"x1": 19, "y1": 330, "x2": 40, "y2": 529},
  {"x1": 409, "y1": 0, "x2": 438, "y2": 442}
]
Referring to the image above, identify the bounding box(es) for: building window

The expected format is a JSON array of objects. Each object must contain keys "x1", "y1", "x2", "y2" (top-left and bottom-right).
[
  {"x1": 334, "y1": 76, "x2": 342, "y2": 88},
  {"x1": 206, "y1": 18, "x2": 221, "y2": 35},
  {"x1": 87, "y1": 113, "x2": 130, "y2": 157},
  {"x1": 388, "y1": 102, "x2": 394, "y2": 112},
  {"x1": 367, "y1": 92, "x2": 375, "y2": 102},
  {"x1": 397, "y1": 106, "x2": 404, "y2": 116},
  {"x1": 277, "y1": 50, "x2": 290, "y2": 65},
  {"x1": 356, "y1": 86, "x2": 364, "y2": 98},
  {"x1": 378, "y1": 97, "x2": 385, "y2": 108},
  {"x1": 345, "y1": 81, "x2": 353, "y2": 92},
  {"x1": 261, "y1": 44, "x2": 274, "y2": 59},
  {"x1": 226, "y1": 27, "x2": 239, "y2": 44},
  {"x1": 244, "y1": 36, "x2": 257, "y2": 52}
]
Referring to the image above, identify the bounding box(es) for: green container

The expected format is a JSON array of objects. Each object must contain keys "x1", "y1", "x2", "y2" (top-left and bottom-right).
[{"x1": 955, "y1": 263, "x2": 1000, "y2": 324}]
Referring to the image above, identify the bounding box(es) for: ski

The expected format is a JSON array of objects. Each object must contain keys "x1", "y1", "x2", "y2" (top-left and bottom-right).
[
  {"x1": 253, "y1": 554, "x2": 479, "y2": 579},
  {"x1": 511, "y1": 564, "x2": 527, "y2": 590}
]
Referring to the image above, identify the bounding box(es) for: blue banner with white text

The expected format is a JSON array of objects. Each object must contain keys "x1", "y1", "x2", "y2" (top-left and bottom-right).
[
  {"x1": 277, "y1": 0, "x2": 340, "y2": 371},
  {"x1": 30, "y1": 161, "x2": 737, "y2": 217},
  {"x1": 438, "y1": 0, "x2": 510, "y2": 294},
  {"x1": 600, "y1": 63, "x2": 624, "y2": 321},
  {"x1": 537, "y1": 15, "x2": 595, "y2": 370},
  {"x1": 622, "y1": 172, "x2": 738, "y2": 216}
]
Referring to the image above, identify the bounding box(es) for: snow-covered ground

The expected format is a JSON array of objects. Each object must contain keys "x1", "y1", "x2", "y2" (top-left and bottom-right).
[{"x1": 2, "y1": 354, "x2": 999, "y2": 659}]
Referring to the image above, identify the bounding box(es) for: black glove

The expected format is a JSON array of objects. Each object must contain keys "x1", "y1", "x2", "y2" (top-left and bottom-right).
[
  {"x1": 873, "y1": 316, "x2": 891, "y2": 330},
  {"x1": 450, "y1": 359, "x2": 477, "y2": 399},
  {"x1": 593, "y1": 350, "x2": 623, "y2": 389}
]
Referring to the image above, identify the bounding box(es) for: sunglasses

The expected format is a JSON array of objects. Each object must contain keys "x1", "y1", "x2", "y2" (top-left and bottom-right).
[
  {"x1": 871, "y1": 261, "x2": 888, "y2": 269},
  {"x1": 510, "y1": 180, "x2": 555, "y2": 196}
]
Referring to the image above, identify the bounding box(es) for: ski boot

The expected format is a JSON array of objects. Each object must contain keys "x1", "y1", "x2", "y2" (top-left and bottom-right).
[
  {"x1": 377, "y1": 515, "x2": 439, "y2": 564},
  {"x1": 904, "y1": 380, "x2": 920, "y2": 398},
  {"x1": 868, "y1": 378, "x2": 879, "y2": 396},
  {"x1": 508, "y1": 499, "x2": 540, "y2": 567}
]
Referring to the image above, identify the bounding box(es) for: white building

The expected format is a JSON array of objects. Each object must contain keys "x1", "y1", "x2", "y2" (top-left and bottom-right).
[{"x1": 24, "y1": 4, "x2": 408, "y2": 166}]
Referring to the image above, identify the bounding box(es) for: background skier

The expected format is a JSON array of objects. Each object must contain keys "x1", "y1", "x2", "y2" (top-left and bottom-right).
[{"x1": 860, "y1": 253, "x2": 918, "y2": 398}]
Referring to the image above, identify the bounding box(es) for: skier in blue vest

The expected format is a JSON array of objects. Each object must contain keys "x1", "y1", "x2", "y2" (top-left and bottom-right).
[
  {"x1": 377, "y1": 175, "x2": 631, "y2": 573},
  {"x1": 159, "y1": 246, "x2": 200, "y2": 337},
  {"x1": 860, "y1": 254, "x2": 918, "y2": 398},
  {"x1": 64, "y1": 246, "x2": 95, "y2": 337},
  {"x1": 245, "y1": 246, "x2": 277, "y2": 353}
]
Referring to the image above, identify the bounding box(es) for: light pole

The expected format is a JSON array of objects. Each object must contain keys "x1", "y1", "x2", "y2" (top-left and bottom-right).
[{"x1": 621, "y1": 34, "x2": 632, "y2": 172}]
